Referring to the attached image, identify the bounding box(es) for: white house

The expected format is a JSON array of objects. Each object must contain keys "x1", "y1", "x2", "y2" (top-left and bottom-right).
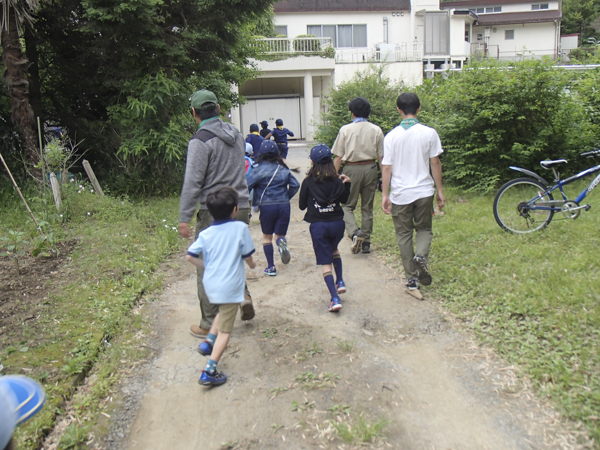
[
  {"x1": 441, "y1": 0, "x2": 562, "y2": 60},
  {"x1": 231, "y1": 0, "x2": 561, "y2": 139}
]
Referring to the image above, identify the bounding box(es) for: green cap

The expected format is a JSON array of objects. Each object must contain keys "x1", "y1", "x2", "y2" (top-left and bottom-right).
[{"x1": 191, "y1": 90, "x2": 218, "y2": 109}]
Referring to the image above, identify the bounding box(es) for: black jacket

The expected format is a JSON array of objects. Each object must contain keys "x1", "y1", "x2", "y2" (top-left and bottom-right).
[{"x1": 299, "y1": 177, "x2": 351, "y2": 223}]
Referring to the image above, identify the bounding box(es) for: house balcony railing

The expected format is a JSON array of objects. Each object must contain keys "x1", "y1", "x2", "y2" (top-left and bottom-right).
[
  {"x1": 335, "y1": 42, "x2": 423, "y2": 63},
  {"x1": 252, "y1": 37, "x2": 333, "y2": 54}
]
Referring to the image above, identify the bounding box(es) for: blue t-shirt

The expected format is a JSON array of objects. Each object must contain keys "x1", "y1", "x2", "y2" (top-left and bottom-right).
[{"x1": 187, "y1": 220, "x2": 255, "y2": 304}]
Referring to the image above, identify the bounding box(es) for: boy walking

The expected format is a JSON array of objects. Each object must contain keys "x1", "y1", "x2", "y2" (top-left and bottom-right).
[
  {"x1": 381, "y1": 93, "x2": 445, "y2": 291},
  {"x1": 186, "y1": 187, "x2": 256, "y2": 386}
]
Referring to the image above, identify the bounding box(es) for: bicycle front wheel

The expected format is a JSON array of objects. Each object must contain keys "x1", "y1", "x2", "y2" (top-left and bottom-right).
[{"x1": 493, "y1": 178, "x2": 554, "y2": 233}]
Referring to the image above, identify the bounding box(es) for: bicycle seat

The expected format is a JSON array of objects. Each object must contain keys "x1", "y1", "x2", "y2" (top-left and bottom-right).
[{"x1": 540, "y1": 159, "x2": 567, "y2": 169}]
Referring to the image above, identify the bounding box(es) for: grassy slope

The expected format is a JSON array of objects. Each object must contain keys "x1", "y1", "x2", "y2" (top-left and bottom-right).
[
  {"x1": 0, "y1": 187, "x2": 181, "y2": 449},
  {"x1": 372, "y1": 185, "x2": 600, "y2": 442}
]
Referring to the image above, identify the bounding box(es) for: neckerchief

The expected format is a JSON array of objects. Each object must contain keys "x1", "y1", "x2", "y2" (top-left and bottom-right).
[
  {"x1": 353, "y1": 117, "x2": 368, "y2": 123},
  {"x1": 400, "y1": 118, "x2": 419, "y2": 130},
  {"x1": 251, "y1": 131, "x2": 260, "y2": 136},
  {"x1": 198, "y1": 116, "x2": 219, "y2": 129},
  {"x1": 277, "y1": 126, "x2": 284, "y2": 130}
]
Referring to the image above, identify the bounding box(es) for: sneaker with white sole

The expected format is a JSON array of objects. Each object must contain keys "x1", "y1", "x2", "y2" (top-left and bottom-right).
[
  {"x1": 264, "y1": 266, "x2": 277, "y2": 276},
  {"x1": 197, "y1": 340, "x2": 213, "y2": 356},
  {"x1": 328, "y1": 297, "x2": 342, "y2": 312},
  {"x1": 412, "y1": 255, "x2": 432, "y2": 286},
  {"x1": 199, "y1": 370, "x2": 227, "y2": 387},
  {"x1": 277, "y1": 238, "x2": 291, "y2": 264},
  {"x1": 336, "y1": 280, "x2": 346, "y2": 294}
]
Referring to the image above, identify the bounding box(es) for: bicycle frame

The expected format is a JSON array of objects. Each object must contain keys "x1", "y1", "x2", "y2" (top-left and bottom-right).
[{"x1": 509, "y1": 163, "x2": 600, "y2": 211}]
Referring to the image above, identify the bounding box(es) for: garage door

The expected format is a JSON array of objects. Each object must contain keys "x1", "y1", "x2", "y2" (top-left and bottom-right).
[{"x1": 240, "y1": 97, "x2": 303, "y2": 139}]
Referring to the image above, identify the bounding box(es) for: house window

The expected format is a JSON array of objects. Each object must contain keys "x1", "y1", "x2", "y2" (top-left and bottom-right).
[
  {"x1": 471, "y1": 6, "x2": 501, "y2": 13},
  {"x1": 505, "y1": 29, "x2": 515, "y2": 40},
  {"x1": 532, "y1": 3, "x2": 549, "y2": 9},
  {"x1": 275, "y1": 26, "x2": 288, "y2": 37},
  {"x1": 307, "y1": 24, "x2": 367, "y2": 48}
]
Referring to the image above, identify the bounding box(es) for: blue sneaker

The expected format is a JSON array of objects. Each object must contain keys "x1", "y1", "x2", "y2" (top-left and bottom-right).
[
  {"x1": 336, "y1": 280, "x2": 346, "y2": 294},
  {"x1": 277, "y1": 238, "x2": 291, "y2": 264},
  {"x1": 328, "y1": 297, "x2": 342, "y2": 312},
  {"x1": 197, "y1": 340, "x2": 213, "y2": 356},
  {"x1": 264, "y1": 266, "x2": 277, "y2": 276},
  {"x1": 199, "y1": 370, "x2": 227, "y2": 387}
]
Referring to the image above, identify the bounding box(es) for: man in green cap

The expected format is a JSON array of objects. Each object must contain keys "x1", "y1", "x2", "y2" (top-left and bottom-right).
[{"x1": 179, "y1": 89, "x2": 255, "y2": 338}]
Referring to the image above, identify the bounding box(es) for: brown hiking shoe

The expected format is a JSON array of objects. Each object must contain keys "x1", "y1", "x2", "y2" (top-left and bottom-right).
[
  {"x1": 240, "y1": 294, "x2": 255, "y2": 321},
  {"x1": 189, "y1": 325, "x2": 209, "y2": 338}
]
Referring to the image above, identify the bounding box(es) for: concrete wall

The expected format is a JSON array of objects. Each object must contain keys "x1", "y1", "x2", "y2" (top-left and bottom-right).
[
  {"x1": 499, "y1": 1, "x2": 559, "y2": 13},
  {"x1": 474, "y1": 21, "x2": 558, "y2": 59},
  {"x1": 334, "y1": 61, "x2": 423, "y2": 86}
]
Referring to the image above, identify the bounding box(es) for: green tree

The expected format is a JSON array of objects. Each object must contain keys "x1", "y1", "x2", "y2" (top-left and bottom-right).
[
  {"x1": 416, "y1": 60, "x2": 597, "y2": 192},
  {"x1": 1, "y1": 0, "x2": 40, "y2": 173},
  {"x1": 562, "y1": 0, "x2": 599, "y2": 39},
  {"x1": 315, "y1": 65, "x2": 402, "y2": 150}
]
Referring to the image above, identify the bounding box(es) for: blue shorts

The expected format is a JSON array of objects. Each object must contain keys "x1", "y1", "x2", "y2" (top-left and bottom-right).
[
  {"x1": 277, "y1": 143, "x2": 288, "y2": 159},
  {"x1": 309, "y1": 220, "x2": 345, "y2": 265},
  {"x1": 260, "y1": 204, "x2": 291, "y2": 236}
]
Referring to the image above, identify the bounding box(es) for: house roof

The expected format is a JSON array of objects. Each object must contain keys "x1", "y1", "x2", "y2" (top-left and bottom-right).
[
  {"x1": 473, "y1": 10, "x2": 561, "y2": 25},
  {"x1": 274, "y1": 0, "x2": 411, "y2": 13},
  {"x1": 442, "y1": 0, "x2": 553, "y2": 6}
]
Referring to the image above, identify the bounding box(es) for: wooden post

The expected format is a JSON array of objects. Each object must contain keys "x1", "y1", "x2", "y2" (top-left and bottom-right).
[
  {"x1": 49, "y1": 173, "x2": 62, "y2": 211},
  {"x1": 82, "y1": 159, "x2": 104, "y2": 196}
]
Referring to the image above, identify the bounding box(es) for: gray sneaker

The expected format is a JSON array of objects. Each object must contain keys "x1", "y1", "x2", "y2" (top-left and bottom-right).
[
  {"x1": 351, "y1": 230, "x2": 366, "y2": 254},
  {"x1": 412, "y1": 255, "x2": 432, "y2": 286},
  {"x1": 405, "y1": 277, "x2": 419, "y2": 290},
  {"x1": 277, "y1": 238, "x2": 291, "y2": 264}
]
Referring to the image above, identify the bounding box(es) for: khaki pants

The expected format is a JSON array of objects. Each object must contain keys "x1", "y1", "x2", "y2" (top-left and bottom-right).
[
  {"x1": 341, "y1": 163, "x2": 379, "y2": 243},
  {"x1": 390, "y1": 196, "x2": 434, "y2": 279},
  {"x1": 195, "y1": 208, "x2": 250, "y2": 330}
]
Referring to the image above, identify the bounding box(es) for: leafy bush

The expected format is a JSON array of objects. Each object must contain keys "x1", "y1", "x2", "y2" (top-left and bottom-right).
[
  {"x1": 416, "y1": 59, "x2": 598, "y2": 192},
  {"x1": 315, "y1": 66, "x2": 403, "y2": 150}
]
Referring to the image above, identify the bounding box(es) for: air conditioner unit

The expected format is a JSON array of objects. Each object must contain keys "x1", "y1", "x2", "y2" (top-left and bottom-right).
[{"x1": 484, "y1": 27, "x2": 491, "y2": 37}]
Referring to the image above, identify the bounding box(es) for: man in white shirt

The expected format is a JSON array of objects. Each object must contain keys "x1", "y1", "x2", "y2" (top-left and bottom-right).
[{"x1": 381, "y1": 93, "x2": 445, "y2": 290}]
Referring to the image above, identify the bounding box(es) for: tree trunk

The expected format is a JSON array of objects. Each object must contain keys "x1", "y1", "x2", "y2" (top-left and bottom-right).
[
  {"x1": 2, "y1": 18, "x2": 40, "y2": 177},
  {"x1": 25, "y1": 23, "x2": 43, "y2": 124}
]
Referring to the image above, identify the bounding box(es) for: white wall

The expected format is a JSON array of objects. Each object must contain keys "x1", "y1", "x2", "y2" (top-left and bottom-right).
[
  {"x1": 475, "y1": 21, "x2": 557, "y2": 58},
  {"x1": 334, "y1": 61, "x2": 423, "y2": 86},
  {"x1": 450, "y1": 15, "x2": 470, "y2": 57},
  {"x1": 275, "y1": 12, "x2": 415, "y2": 48},
  {"x1": 497, "y1": 1, "x2": 559, "y2": 13}
]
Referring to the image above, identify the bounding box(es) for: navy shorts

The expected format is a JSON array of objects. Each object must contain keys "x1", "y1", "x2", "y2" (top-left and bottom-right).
[
  {"x1": 260, "y1": 204, "x2": 291, "y2": 236},
  {"x1": 309, "y1": 220, "x2": 345, "y2": 265},
  {"x1": 277, "y1": 143, "x2": 288, "y2": 159}
]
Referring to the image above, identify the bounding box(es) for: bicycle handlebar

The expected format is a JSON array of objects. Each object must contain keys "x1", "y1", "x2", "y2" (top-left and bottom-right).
[{"x1": 580, "y1": 149, "x2": 600, "y2": 158}]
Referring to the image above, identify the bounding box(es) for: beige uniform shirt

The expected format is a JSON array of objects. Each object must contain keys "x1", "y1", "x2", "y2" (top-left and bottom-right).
[{"x1": 331, "y1": 121, "x2": 384, "y2": 163}]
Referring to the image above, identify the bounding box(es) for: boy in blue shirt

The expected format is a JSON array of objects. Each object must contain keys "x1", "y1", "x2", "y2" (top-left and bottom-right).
[
  {"x1": 271, "y1": 118, "x2": 294, "y2": 160},
  {"x1": 246, "y1": 124, "x2": 265, "y2": 157},
  {"x1": 186, "y1": 187, "x2": 256, "y2": 387}
]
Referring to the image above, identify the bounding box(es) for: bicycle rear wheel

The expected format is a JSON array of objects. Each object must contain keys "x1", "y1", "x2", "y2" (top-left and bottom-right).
[{"x1": 493, "y1": 178, "x2": 554, "y2": 233}]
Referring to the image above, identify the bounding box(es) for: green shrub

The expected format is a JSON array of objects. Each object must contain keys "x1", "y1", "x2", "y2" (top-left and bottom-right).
[
  {"x1": 315, "y1": 66, "x2": 402, "y2": 150},
  {"x1": 416, "y1": 59, "x2": 598, "y2": 192}
]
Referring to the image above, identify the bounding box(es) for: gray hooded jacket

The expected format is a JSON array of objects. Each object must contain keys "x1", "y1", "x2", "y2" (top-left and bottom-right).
[{"x1": 179, "y1": 118, "x2": 250, "y2": 223}]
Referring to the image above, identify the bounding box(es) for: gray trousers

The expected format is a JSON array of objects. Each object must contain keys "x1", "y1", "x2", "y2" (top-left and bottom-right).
[
  {"x1": 341, "y1": 163, "x2": 379, "y2": 243},
  {"x1": 390, "y1": 196, "x2": 434, "y2": 279},
  {"x1": 195, "y1": 208, "x2": 251, "y2": 330}
]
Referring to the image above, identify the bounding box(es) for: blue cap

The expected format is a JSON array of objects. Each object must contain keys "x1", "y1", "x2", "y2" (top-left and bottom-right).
[
  {"x1": 0, "y1": 375, "x2": 46, "y2": 449},
  {"x1": 260, "y1": 140, "x2": 279, "y2": 156},
  {"x1": 249, "y1": 124, "x2": 259, "y2": 132},
  {"x1": 310, "y1": 144, "x2": 332, "y2": 163}
]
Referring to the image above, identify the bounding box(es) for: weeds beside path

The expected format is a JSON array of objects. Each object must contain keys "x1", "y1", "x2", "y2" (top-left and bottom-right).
[
  {"x1": 373, "y1": 184, "x2": 600, "y2": 443},
  {"x1": 0, "y1": 191, "x2": 182, "y2": 449}
]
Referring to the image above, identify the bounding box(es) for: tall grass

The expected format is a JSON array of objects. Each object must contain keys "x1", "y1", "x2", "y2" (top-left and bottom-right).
[{"x1": 372, "y1": 181, "x2": 600, "y2": 441}]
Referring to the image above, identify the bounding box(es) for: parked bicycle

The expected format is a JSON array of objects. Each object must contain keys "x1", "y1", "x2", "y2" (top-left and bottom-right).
[{"x1": 493, "y1": 149, "x2": 600, "y2": 233}]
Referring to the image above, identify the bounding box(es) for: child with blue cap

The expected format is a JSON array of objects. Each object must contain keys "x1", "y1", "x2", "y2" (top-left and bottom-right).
[
  {"x1": 299, "y1": 144, "x2": 351, "y2": 312},
  {"x1": 246, "y1": 141, "x2": 300, "y2": 276},
  {"x1": 271, "y1": 119, "x2": 294, "y2": 161}
]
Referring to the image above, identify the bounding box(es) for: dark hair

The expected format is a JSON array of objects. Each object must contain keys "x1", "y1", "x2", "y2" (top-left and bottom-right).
[
  {"x1": 260, "y1": 121, "x2": 268, "y2": 129},
  {"x1": 192, "y1": 103, "x2": 219, "y2": 121},
  {"x1": 396, "y1": 93, "x2": 420, "y2": 115},
  {"x1": 306, "y1": 160, "x2": 338, "y2": 183},
  {"x1": 255, "y1": 151, "x2": 290, "y2": 169},
  {"x1": 206, "y1": 187, "x2": 238, "y2": 220},
  {"x1": 275, "y1": 119, "x2": 283, "y2": 126},
  {"x1": 349, "y1": 97, "x2": 371, "y2": 118}
]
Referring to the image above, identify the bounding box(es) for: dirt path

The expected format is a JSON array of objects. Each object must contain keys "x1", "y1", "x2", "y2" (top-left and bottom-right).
[{"x1": 109, "y1": 146, "x2": 582, "y2": 450}]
